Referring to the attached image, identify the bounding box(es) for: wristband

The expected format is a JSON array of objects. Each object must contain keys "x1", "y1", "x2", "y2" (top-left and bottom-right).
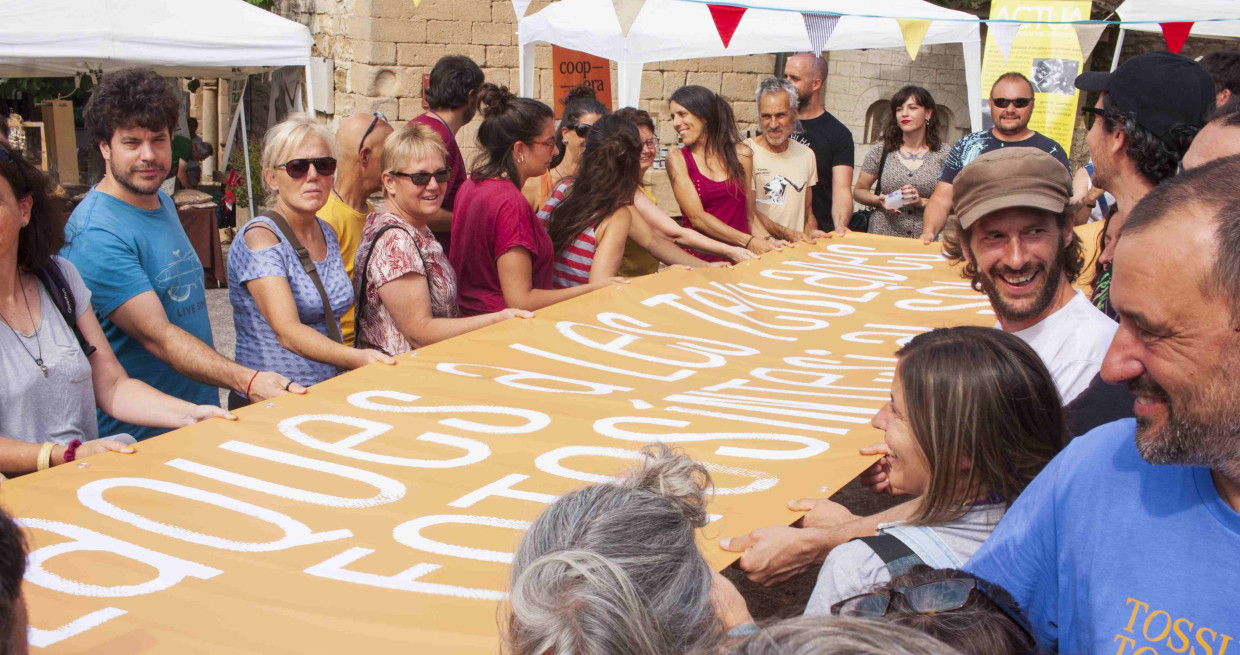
[
  {"x1": 727, "y1": 623, "x2": 761, "y2": 638},
  {"x1": 245, "y1": 370, "x2": 260, "y2": 399},
  {"x1": 63, "y1": 440, "x2": 83, "y2": 463},
  {"x1": 744, "y1": 236, "x2": 754, "y2": 249},
  {"x1": 37, "y1": 443, "x2": 54, "y2": 471}
]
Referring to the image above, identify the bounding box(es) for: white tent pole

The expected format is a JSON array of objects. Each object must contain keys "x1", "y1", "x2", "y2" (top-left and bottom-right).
[
  {"x1": 222, "y1": 78, "x2": 249, "y2": 167},
  {"x1": 304, "y1": 64, "x2": 315, "y2": 114},
  {"x1": 1110, "y1": 28, "x2": 1126, "y2": 71},
  {"x1": 239, "y1": 90, "x2": 256, "y2": 220},
  {"x1": 617, "y1": 62, "x2": 644, "y2": 108},
  {"x1": 519, "y1": 42, "x2": 537, "y2": 98},
  {"x1": 963, "y1": 33, "x2": 984, "y2": 132}
]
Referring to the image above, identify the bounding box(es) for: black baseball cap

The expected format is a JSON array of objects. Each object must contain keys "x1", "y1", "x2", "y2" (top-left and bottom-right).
[{"x1": 1075, "y1": 51, "x2": 1214, "y2": 141}]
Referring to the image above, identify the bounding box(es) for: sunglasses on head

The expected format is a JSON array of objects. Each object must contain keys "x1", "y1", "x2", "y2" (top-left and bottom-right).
[
  {"x1": 359, "y1": 112, "x2": 388, "y2": 153},
  {"x1": 568, "y1": 123, "x2": 592, "y2": 138},
  {"x1": 277, "y1": 157, "x2": 338, "y2": 179},
  {"x1": 992, "y1": 97, "x2": 1033, "y2": 109},
  {"x1": 390, "y1": 168, "x2": 451, "y2": 186},
  {"x1": 830, "y1": 578, "x2": 1037, "y2": 654}
]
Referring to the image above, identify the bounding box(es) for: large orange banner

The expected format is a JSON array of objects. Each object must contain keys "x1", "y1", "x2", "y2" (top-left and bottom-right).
[{"x1": 4, "y1": 235, "x2": 993, "y2": 653}]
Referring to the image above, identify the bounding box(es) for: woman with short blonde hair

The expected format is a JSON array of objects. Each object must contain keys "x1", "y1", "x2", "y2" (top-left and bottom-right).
[
  {"x1": 353, "y1": 123, "x2": 528, "y2": 356},
  {"x1": 227, "y1": 114, "x2": 393, "y2": 407}
]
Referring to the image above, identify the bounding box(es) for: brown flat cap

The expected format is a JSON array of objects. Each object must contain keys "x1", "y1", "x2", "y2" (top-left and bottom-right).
[{"x1": 952, "y1": 148, "x2": 1072, "y2": 230}]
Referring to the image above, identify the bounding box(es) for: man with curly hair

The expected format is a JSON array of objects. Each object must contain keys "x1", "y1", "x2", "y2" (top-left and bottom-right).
[
  {"x1": 942, "y1": 147, "x2": 1117, "y2": 406},
  {"x1": 61, "y1": 68, "x2": 300, "y2": 440}
]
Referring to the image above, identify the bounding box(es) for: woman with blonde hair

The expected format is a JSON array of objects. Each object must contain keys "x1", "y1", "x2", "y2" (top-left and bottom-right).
[
  {"x1": 803, "y1": 326, "x2": 1063, "y2": 615},
  {"x1": 227, "y1": 114, "x2": 393, "y2": 407},
  {"x1": 353, "y1": 123, "x2": 530, "y2": 355}
]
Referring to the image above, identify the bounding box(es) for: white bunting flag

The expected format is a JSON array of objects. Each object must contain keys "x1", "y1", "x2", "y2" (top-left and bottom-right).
[
  {"x1": 990, "y1": 22, "x2": 1023, "y2": 61},
  {"x1": 1075, "y1": 23, "x2": 1107, "y2": 61},
  {"x1": 613, "y1": 0, "x2": 646, "y2": 37}
]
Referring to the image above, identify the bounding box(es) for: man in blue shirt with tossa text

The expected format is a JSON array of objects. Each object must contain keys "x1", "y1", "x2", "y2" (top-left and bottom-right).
[{"x1": 966, "y1": 156, "x2": 1240, "y2": 653}]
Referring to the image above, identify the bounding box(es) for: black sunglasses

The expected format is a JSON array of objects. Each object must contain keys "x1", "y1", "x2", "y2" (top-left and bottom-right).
[
  {"x1": 567, "y1": 122, "x2": 592, "y2": 138},
  {"x1": 831, "y1": 578, "x2": 1037, "y2": 654},
  {"x1": 390, "y1": 168, "x2": 451, "y2": 186},
  {"x1": 277, "y1": 157, "x2": 338, "y2": 179},
  {"x1": 359, "y1": 112, "x2": 388, "y2": 153},
  {"x1": 991, "y1": 97, "x2": 1033, "y2": 109},
  {"x1": 1082, "y1": 106, "x2": 1105, "y2": 131}
]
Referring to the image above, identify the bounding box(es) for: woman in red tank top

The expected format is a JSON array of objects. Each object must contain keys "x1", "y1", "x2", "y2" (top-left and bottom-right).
[{"x1": 665, "y1": 86, "x2": 790, "y2": 262}]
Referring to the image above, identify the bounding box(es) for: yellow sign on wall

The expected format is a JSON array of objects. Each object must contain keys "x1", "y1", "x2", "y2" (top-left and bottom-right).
[
  {"x1": 982, "y1": 0, "x2": 1092, "y2": 158},
  {"x1": 4, "y1": 236, "x2": 995, "y2": 653}
]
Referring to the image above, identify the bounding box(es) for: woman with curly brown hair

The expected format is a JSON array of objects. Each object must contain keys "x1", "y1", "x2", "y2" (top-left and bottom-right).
[{"x1": 852, "y1": 86, "x2": 950, "y2": 238}]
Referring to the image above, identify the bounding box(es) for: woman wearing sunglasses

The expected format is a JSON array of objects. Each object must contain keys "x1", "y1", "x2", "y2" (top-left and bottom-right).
[
  {"x1": 352, "y1": 123, "x2": 530, "y2": 355},
  {"x1": 451, "y1": 85, "x2": 624, "y2": 316},
  {"x1": 522, "y1": 84, "x2": 607, "y2": 212},
  {"x1": 228, "y1": 115, "x2": 393, "y2": 406},
  {"x1": 803, "y1": 326, "x2": 1063, "y2": 616}
]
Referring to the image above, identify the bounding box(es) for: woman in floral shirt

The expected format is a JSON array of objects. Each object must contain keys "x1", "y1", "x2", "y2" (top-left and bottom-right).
[{"x1": 353, "y1": 124, "x2": 530, "y2": 356}]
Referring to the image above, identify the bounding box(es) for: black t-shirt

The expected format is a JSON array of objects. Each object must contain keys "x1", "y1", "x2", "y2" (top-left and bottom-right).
[
  {"x1": 939, "y1": 130, "x2": 1069, "y2": 184},
  {"x1": 791, "y1": 111, "x2": 854, "y2": 230}
]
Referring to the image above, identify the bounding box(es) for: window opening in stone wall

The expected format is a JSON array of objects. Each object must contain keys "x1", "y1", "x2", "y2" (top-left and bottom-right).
[{"x1": 864, "y1": 100, "x2": 890, "y2": 144}]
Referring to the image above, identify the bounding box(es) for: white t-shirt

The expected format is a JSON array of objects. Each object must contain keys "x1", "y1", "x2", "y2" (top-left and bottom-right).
[{"x1": 1005, "y1": 291, "x2": 1117, "y2": 404}]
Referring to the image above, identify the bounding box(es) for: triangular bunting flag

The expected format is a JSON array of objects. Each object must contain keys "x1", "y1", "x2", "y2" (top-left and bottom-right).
[
  {"x1": 512, "y1": 0, "x2": 532, "y2": 20},
  {"x1": 613, "y1": 0, "x2": 646, "y2": 37},
  {"x1": 897, "y1": 18, "x2": 932, "y2": 61},
  {"x1": 1160, "y1": 22, "x2": 1194, "y2": 54},
  {"x1": 990, "y1": 22, "x2": 1022, "y2": 62},
  {"x1": 707, "y1": 4, "x2": 747, "y2": 48},
  {"x1": 1074, "y1": 23, "x2": 1107, "y2": 61},
  {"x1": 413, "y1": 0, "x2": 422, "y2": 6},
  {"x1": 802, "y1": 13, "x2": 840, "y2": 55}
]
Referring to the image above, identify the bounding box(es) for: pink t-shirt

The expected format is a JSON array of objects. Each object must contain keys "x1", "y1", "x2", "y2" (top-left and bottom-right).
[
  {"x1": 450, "y1": 177, "x2": 556, "y2": 316},
  {"x1": 411, "y1": 113, "x2": 465, "y2": 210}
]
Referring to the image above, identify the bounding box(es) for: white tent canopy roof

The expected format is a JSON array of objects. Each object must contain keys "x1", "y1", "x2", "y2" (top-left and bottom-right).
[
  {"x1": 1115, "y1": 0, "x2": 1240, "y2": 38},
  {"x1": 518, "y1": 0, "x2": 983, "y2": 130},
  {"x1": 0, "y1": 0, "x2": 313, "y2": 78}
]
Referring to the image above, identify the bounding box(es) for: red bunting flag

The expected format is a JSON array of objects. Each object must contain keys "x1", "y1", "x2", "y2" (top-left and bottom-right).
[
  {"x1": 1159, "y1": 21, "x2": 1194, "y2": 54},
  {"x1": 707, "y1": 4, "x2": 747, "y2": 48}
]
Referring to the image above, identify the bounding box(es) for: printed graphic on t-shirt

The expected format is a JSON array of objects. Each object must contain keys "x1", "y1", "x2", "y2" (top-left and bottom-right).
[
  {"x1": 155, "y1": 249, "x2": 203, "y2": 303},
  {"x1": 755, "y1": 170, "x2": 808, "y2": 207},
  {"x1": 1114, "y1": 597, "x2": 1234, "y2": 655}
]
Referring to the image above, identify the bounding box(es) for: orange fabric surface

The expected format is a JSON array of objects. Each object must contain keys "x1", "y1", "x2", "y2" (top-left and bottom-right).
[{"x1": 5, "y1": 234, "x2": 994, "y2": 653}]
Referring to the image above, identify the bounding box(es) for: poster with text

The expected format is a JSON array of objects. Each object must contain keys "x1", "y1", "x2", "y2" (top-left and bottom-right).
[
  {"x1": 551, "y1": 46, "x2": 613, "y2": 116},
  {"x1": 982, "y1": 0, "x2": 1091, "y2": 158}
]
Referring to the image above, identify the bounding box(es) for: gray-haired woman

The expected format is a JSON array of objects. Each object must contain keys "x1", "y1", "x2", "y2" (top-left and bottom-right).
[{"x1": 504, "y1": 444, "x2": 752, "y2": 655}]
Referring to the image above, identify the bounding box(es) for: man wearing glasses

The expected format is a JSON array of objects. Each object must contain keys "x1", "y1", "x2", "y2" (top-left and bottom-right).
[
  {"x1": 921, "y1": 72, "x2": 1069, "y2": 243},
  {"x1": 318, "y1": 111, "x2": 393, "y2": 346}
]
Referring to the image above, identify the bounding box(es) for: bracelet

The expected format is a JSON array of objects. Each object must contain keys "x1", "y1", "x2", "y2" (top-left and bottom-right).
[
  {"x1": 37, "y1": 443, "x2": 54, "y2": 471},
  {"x1": 727, "y1": 623, "x2": 761, "y2": 638},
  {"x1": 744, "y1": 236, "x2": 754, "y2": 249},
  {"x1": 245, "y1": 370, "x2": 260, "y2": 399},
  {"x1": 63, "y1": 440, "x2": 83, "y2": 463}
]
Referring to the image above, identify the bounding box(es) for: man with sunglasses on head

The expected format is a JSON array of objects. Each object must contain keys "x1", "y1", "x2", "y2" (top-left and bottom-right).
[
  {"x1": 62, "y1": 68, "x2": 301, "y2": 440},
  {"x1": 921, "y1": 72, "x2": 1069, "y2": 243},
  {"x1": 318, "y1": 112, "x2": 394, "y2": 346}
]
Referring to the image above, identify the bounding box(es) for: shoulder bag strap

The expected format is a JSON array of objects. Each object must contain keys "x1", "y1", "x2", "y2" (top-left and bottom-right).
[
  {"x1": 260, "y1": 210, "x2": 344, "y2": 346},
  {"x1": 36, "y1": 264, "x2": 96, "y2": 357},
  {"x1": 355, "y1": 223, "x2": 433, "y2": 351},
  {"x1": 873, "y1": 148, "x2": 889, "y2": 197},
  {"x1": 853, "y1": 533, "x2": 925, "y2": 578}
]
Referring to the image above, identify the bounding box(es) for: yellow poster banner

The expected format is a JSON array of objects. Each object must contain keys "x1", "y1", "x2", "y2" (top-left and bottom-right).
[
  {"x1": 982, "y1": 0, "x2": 1091, "y2": 158},
  {"x1": 4, "y1": 236, "x2": 995, "y2": 653}
]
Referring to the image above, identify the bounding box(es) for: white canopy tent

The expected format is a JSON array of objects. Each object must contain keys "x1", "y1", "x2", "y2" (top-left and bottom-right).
[
  {"x1": 518, "y1": 0, "x2": 984, "y2": 130},
  {"x1": 0, "y1": 0, "x2": 316, "y2": 215},
  {"x1": 1112, "y1": 0, "x2": 1240, "y2": 70}
]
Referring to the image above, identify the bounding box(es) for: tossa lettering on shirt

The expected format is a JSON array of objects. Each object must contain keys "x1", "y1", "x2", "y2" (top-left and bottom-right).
[{"x1": 1115, "y1": 597, "x2": 1234, "y2": 655}]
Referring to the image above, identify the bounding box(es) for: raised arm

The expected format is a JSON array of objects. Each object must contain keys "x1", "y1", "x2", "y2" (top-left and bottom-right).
[{"x1": 631, "y1": 190, "x2": 752, "y2": 263}]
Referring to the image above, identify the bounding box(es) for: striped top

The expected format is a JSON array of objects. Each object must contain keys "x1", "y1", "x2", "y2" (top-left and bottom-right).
[{"x1": 554, "y1": 226, "x2": 598, "y2": 288}]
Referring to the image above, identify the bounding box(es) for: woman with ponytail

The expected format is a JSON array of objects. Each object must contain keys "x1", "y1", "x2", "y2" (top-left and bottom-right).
[
  {"x1": 450, "y1": 84, "x2": 623, "y2": 316},
  {"x1": 522, "y1": 84, "x2": 608, "y2": 212},
  {"x1": 666, "y1": 85, "x2": 789, "y2": 262},
  {"x1": 504, "y1": 443, "x2": 753, "y2": 655},
  {"x1": 545, "y1": 115, "x2": 640, "y2": 287}
]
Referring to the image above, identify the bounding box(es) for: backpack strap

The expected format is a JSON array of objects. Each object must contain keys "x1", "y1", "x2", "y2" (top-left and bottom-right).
[
  {"x1": 35, "y1": 263, "x2": 96, "y2": 357},
  {"x1": 259, "y1": 210, "x2": 345, "y2": 348},
  {"x1": 853, "y1": 534, "x2": 926, "y2": 578}
]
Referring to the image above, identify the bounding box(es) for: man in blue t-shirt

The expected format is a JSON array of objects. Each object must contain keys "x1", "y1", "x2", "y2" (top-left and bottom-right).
[
  {"x1": 921, "y1": 72, "x2": 1069, "y2": 243},
  {"x1": 966, "y1": 157, "x2": 1240, "y2": 653},
  {"x1": 62, "y1": 68, "x2": 301, "y2": 440}
]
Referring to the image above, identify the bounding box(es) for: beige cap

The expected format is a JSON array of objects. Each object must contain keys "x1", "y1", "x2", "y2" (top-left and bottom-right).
[{"x1": 952, "y1": 148, "x2": 1072, "y2": 230}]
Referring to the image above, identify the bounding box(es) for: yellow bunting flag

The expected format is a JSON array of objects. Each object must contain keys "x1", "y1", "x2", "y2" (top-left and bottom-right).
[{"x1": 897, "y1": 18, "x2": 932, "y2": 61}]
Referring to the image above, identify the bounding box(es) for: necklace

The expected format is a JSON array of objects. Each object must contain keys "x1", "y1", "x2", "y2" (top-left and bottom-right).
[
  {"x1": 899, "y1": 148, "x2": 929, "y2": 161},
  {"x1": 0, "y1": 276, "x2": 48, "y2": 377}
]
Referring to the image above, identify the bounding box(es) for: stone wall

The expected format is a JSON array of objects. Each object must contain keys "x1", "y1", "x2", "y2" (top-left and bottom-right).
[{"x1": 270, "y1": 0, "x2": 976, "y2": 176}]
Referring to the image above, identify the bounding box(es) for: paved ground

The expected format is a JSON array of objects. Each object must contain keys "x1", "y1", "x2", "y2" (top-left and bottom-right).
[{"x1": 203, "y1": 240, "x2": 902, "y2": 617}]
